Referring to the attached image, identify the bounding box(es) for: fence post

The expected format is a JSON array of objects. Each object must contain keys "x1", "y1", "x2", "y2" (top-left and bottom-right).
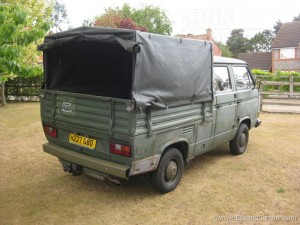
[
  {"x1": 289, "y1": 75, "x2": 294, "y2": 98},
  {"x1": 1, "y1": 82, "x2": 7, "y2": 106},
  {"x1": 259, "y1": 82, "x2": 263, "y2": 112}
]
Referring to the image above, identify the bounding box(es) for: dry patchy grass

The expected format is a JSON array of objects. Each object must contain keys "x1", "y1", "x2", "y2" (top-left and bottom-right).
[{"x1": 0, "y1": 103, "x2": 299, "y2": 225}]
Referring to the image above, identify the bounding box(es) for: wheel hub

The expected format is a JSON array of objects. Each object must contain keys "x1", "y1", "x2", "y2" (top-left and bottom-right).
[
  {"x1": 239, "y1": 133, "x2": 246, "y2": 147},
  {"x1": 165, "y1": 160, "x2": 178, "y2": 182}
]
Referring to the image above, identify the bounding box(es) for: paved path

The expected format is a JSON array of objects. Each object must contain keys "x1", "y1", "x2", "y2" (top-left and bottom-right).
[{"x1": 262, "y1": 99, "x2": 300, "y2": 113}]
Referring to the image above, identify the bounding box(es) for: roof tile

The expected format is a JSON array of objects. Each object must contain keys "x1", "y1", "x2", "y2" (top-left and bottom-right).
[
  {"x1": 272, "y1": 21, "x2": 300, "y2": 48},
  {"x1": 237, "y1": 52, "x2": 272, "y2": 70}
]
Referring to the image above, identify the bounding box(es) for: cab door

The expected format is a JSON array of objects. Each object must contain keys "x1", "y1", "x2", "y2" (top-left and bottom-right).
[
  {"x1": 232, "y1": 66, "x2": 259, "y2": 122},
  {"x1": 212, "y1": 65, "x2": 237, "y2": 146}
]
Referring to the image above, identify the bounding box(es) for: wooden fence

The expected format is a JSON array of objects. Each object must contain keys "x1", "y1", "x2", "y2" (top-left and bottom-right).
[
  {"x1": 4, "y1": 77, "x2": 42, "y2": 102},
  {"x1": 256, "y1": 75, "x2": 300, "y2": 113},
  {"x1": 3, "y1": 75, "x2": 300, "y2": 113}
]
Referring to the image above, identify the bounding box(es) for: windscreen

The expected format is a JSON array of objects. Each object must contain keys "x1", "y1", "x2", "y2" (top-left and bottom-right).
[{"x1": 44, "y1": 41, "x2": 133, "y2": 99}]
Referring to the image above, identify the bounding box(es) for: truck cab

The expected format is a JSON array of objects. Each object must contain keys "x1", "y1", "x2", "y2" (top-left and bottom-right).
[{"x1": 212, "y1": 57, "x2": 261, "y2": 151}]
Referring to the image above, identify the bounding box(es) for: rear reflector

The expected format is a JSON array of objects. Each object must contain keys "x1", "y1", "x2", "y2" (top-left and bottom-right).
[
  {"x1": 110, "y1": 143, "x2": 131, "y2": 157},
  {"x1": 44, "y1": 125, "x2": 57, "y2": 137}
]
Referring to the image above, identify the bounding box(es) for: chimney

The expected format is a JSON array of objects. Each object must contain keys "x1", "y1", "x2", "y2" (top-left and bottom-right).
[{"x1": 207, "y1": 28, "x2": 212, "y2": 41}]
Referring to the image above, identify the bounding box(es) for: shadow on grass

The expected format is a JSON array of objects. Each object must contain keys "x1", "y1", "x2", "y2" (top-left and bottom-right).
[
  {"x1": 2, "y1": 143, "x2": 234, "y2": 207},
  {"x1": 185, "y1": 143, "x2": 232, "y2": 170},
  {"x1": 70, "y1": 143, "x2": 233, "y2": 196}
]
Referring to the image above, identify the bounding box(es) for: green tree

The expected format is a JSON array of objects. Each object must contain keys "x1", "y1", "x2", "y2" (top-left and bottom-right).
[
  {"x1": 273, "y1": 20, "x2": 282, "y2": 34},
  {"x1": 249, "y1": 29, "x2": 275, "y2": 52},
  {"x1": 0, "y1": 1, "x2": 52, "y2": 106},
  {"x1": 217, "y1": 42, "x2": 232, "y2": 57},
  {"x1": 226, "y1": 29, "x2": 252, "y2": 58},
  {"x1": 52, "y1": 0, "x2": 69, "y2": 32},
  {"x1": 293, "y1": 13, "x2": 300, "y2": 21},
  {"x1": 82, "y1": 19, "x2": 93, "y2": 26},
  {"x1": 93, "y1": 3, "x2": 172, "y2": 35},
  {"x1": 273, "y1": 14, "x2": 300, "y2": 35}
]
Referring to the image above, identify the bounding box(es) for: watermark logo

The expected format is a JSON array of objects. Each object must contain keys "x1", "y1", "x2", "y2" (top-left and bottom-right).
[
  {"x1": 182, "y1": 9, "x2": 234, "y2": 29},
  {"x1": 172, "y1": 8, "x2": 234, "y2": 42}
]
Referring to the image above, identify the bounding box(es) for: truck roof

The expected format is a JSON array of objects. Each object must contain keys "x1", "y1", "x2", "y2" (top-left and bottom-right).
[{"x1": 214, "y1": 56, "x2": 247, "y2": 65}]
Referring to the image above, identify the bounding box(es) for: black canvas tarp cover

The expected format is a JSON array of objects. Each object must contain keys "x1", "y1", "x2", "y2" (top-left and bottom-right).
[{"x1": 38, "y1": 26, "x2": 213, "y2": 109}]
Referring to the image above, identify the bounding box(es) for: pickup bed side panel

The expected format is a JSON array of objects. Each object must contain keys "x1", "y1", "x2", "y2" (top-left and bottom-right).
[{"x1": 130, "y1": 102, "x2": 213, "y2": 175}]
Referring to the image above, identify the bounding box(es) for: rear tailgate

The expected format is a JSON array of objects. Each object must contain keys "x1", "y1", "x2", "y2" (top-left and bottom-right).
[{"x1": 40, "y1": 90, "x2": 134, "y2": 163}]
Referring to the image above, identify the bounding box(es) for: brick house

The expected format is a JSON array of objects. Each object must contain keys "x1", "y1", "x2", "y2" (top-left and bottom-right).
[
  {"x1": 180, "y1": 28, "x2": 222, "y2": 56},
  {"x1": 271, "y1": 21, "x2": 300, "y2": 72}
]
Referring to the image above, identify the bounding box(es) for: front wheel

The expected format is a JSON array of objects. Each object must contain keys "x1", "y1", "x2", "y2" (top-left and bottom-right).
[
  {"x1": 229, "y1": 123, "x2": 249, "y2": 155},
  {"x1": 150, "y1": 148, "x2": 184, "y2": 194}
]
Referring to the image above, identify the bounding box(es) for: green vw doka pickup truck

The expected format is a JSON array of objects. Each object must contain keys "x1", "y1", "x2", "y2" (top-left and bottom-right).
[{"x1": 39, "y1": 27, "x2": 261, "y2": 193}]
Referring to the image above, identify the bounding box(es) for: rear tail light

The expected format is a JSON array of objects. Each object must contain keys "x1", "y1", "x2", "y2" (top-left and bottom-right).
[
  {"x1": 43, "y1": 125, "x2": 57, "y2": 137},
  {"x1": 110, "y1": 142, "x2": 131, "y2": 157}
]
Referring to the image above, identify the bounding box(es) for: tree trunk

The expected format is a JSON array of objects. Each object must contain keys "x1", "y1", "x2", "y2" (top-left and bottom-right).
[{"x1": 1, "y1": 82, "x2": 7, "y2": 106}]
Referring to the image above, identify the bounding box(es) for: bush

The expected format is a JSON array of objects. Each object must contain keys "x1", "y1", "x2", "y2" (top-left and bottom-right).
[
  {"x1": 251, "y1": 68, "x2": 272, "y2": 76},
  {"x1": 252, "y1": 69, "x2": 300, "y2": 93},
  {"x1": 275, "y1": 71, "x2": 300, "y2": 76}
]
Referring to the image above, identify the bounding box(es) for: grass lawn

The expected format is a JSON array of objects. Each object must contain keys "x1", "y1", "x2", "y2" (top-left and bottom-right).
[{"x1": 0, "y1": 103, "x2": 299, "y2": 225}]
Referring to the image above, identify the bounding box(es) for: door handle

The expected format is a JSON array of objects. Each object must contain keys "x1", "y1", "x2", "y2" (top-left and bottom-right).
[
  {"x1": 216, "y1": 104, "x2": 223, "y2": 109},
  {"x1": 237, "y1": 100, "x2": 242, "y2": 104}
]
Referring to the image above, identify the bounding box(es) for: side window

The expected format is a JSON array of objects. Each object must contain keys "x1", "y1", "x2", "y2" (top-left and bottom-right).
[
  {"x1": 213, "y1": 66, "x2": 232, "y2": 92},
  {"x1": 233, "y1": 66, "x2": 254, "y2": 90}
]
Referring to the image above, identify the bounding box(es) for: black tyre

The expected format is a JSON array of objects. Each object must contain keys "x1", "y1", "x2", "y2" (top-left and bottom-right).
[
  {"x1": 229, "y1": 123, "x2": 249, "y2": 155},
  {"x1": 150, "y1": 148, "x2": 184, "y2": 194}
]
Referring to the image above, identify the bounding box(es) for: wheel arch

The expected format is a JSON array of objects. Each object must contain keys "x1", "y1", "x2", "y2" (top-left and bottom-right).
[
  {"x1": 168, "y1": 141, "x2": 189, "y2": 162},
  {"x1": 158, "y1": 138, "x2": 189, "y2": 162},
  {"x1": 239, "y1": 116, "x2": 251, "y2": 129}
]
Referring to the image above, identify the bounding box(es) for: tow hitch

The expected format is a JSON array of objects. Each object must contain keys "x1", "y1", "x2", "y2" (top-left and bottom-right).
[
  {"x1": 59, "y1": 159, "x2": 121, "y2": 185},
  {"x1": 61, "y1": 160, "x2": 82, "y2": 176}
]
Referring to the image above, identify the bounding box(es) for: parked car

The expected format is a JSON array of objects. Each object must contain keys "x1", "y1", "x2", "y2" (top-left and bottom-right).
[{"x1": 39, "y1": 27, "x2": 261, "y2": 193}]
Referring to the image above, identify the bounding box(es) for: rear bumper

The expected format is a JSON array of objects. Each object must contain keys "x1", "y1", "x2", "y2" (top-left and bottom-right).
[{"x1": 43, "y1": 143, "x2": 130, "y2": 179}]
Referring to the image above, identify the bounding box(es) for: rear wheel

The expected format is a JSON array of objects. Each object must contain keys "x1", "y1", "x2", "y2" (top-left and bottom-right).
[
  {"x1": 150, "y1": 148, "x2": 184, "y2": 194},
  {"x1": 229, "y1": 123, "x2": 249, "y2": 155}
]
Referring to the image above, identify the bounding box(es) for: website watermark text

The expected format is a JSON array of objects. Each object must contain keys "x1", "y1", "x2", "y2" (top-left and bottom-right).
[{"x1": 213, "y1": 215, "x2": 298, "y2": 222}]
